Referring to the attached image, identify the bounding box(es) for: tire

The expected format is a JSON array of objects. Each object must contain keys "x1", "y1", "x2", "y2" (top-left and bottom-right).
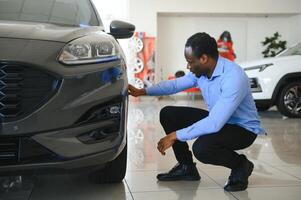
[
  {"x1": 276, "y1": 81, "x2": 301, "y2": 118},
  {"x1": 90, "y1": 144, "x2": 127, "y2": 184},
  {"x1": 256, "y1": 104, "x2": 270, "y2": 112}
]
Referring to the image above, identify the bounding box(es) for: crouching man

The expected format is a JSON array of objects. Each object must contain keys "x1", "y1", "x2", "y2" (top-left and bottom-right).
[{"x1": 128, "y1": 32, "x2": 265, "y2": 192}]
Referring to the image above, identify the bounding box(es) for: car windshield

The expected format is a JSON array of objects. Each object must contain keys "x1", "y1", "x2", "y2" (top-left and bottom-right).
[
  {"x1": 0, "y1": 0, "x2": 100, "y2": 27},
  {"x1": 278, "y1": 43, "x2": 301, "y2": 57}
]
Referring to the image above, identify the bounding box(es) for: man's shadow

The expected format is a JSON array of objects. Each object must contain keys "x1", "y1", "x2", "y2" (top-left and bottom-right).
[{"x1": 157, "y1": 180, "x2": 200, "y2": 200}]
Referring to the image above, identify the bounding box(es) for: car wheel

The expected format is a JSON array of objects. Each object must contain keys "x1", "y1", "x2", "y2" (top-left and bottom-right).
[
  {"x1": 90, "y1": 144, "x2": 127, "y2": 184},
  {"x1": 276, "y1": 82, "x2": 301, "y2": 118},
  {"x1": 256, "y1": 104, "x2": 270, "y2": 112}
]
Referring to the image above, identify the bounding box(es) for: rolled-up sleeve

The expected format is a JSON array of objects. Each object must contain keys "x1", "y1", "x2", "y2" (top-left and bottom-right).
[
  {"x1": 176, "y1": 70, "x2": 249, "y2": 141},
  {"x1": 145, "y1": 72, "x2": 198, "y2": 96}
]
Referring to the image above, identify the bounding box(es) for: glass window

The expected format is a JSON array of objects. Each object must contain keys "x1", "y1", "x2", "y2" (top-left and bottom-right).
[
  {"x1": 0, "y1": 0, "x2": 100, "y2": 27},
  {"x1": 279, "y1": 43, "x2": 301, "y2": 57}
]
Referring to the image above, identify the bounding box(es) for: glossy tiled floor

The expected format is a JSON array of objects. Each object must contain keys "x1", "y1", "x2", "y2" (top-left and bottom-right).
[{"x1": 1, "y1": 96, "x2": 301, "y2": 200}]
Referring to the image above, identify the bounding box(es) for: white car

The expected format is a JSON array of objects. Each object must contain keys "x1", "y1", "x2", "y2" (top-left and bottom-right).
[{"x1": 240, "y1": 42, "x2": 301, "y2": 118}]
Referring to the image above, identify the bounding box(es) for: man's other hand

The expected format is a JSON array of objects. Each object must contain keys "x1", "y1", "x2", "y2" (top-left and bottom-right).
[{"x1": 157, "y1": 132, "x2": 177, "y2": 155}]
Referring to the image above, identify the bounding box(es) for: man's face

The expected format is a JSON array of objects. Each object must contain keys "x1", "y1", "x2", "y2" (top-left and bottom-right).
[{"x1": 184, "y1": 47, "x2": 209, "y2": 78}]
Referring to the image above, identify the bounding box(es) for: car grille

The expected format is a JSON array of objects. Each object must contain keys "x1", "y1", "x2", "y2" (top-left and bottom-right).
[
  {"x1": 0, "y1": 63, "x2": 60, "y2": 122},
  {"x1": 0, "y1": 137, "x2": 60, "y2": 166},
  {"x1": 0, "y1": 138, "x2": 19, "y2": 165}
]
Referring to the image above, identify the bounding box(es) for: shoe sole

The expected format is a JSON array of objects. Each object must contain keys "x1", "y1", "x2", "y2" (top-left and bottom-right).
[
  {"x1": 224, "y1": 161, "x2": 254, "y2": 192},
  {"x1": 157, "y1": 176, "x2": 201, "y2": 181},
  {"x1": 224, "y1": 181, "x2": 249, "y2": 192}
]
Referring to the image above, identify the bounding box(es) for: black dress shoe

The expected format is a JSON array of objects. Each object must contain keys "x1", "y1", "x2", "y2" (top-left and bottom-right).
[
  {"x1": 157, "y1": 163, "x2": 201, "y2": 181},
  {"x1": 224, "y1": 155, "x2": 254, "y2": 192}
]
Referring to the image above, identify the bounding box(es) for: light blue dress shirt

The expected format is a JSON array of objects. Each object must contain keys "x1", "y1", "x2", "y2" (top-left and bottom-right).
[{"x1": 146, "y1": 57, "x2": 266, "y2": 141}]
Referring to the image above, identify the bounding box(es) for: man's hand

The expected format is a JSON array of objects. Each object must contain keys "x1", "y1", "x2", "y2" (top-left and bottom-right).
[
  {"x1": 157, "y1": 132, "x2": 177, "y2": 155},
  {"x1": 128, "y1": 84, "x2": 146, "y2": 97}
]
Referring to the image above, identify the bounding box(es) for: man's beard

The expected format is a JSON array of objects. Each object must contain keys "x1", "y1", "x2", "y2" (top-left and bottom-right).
[{"x1": 191, "y1": 64, "x2": 209, "y2": 78}]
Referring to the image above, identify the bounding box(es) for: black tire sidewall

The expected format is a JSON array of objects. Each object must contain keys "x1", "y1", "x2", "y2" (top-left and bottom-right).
[
  {"x1": 90, "y1": 144, "x2": 127, "y2": 184},
  {"x1": 277, "y1": 81, "x2": 301, "y2": 118}
]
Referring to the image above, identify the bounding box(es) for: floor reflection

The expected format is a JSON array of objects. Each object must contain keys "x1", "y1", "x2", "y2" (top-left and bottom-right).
[
  {"x1": 0, "y1": 175, "x2": 34, "y2": 200},
  {"x1": 1, "y1": 96, "x2": 301, "y2": 200}
]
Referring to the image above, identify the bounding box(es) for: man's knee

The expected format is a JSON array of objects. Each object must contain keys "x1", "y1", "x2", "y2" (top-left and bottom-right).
[
  {"x1": 192, "y1": 137, "x2": 214, "y2": 164},
  {"x1": 159, "y1": 106, "x2": 173, "y2": 125}
]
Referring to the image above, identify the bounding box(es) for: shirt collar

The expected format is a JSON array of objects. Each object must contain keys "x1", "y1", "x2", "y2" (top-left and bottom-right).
[{"x1": 208, "y1": 56, "x2": 224, "y2": 80}]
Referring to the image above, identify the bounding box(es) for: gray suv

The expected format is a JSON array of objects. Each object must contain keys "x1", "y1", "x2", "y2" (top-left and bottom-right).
[{"x1": 0, "y1": 0, "x2": 134, "y2": 183}]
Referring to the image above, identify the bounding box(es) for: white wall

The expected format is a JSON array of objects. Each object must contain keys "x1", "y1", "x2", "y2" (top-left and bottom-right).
[
  {"x1": 290, "y1": 15, "x2": 301, "y2": 45},
  {"x1": 157, "y1": 14, "x2": 297, "y2": 80},
  {"x1": 128, "y1": 0, "x2": 301, "y2": 82},
  {"x1": 129, "y1": 0, "x2": 301, "y2": 36}
]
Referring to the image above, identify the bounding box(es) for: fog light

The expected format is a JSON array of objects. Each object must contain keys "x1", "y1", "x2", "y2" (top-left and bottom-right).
[
  {"x1": 249, "y1": 78, "x2": 262, "y2": 93},
  {"x1": 109, "y1": 105, "x2": 120, "y2": 114},
  {"x1": 75, "y1": 102, "x2": 122, "y2": 125}
]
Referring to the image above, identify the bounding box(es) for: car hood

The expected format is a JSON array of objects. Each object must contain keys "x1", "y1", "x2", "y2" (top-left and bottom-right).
[
  {"x1": 0, "y1": 20, "x2": 104, "y2": 43},
  {"x1": 238, "y1": 55, "x2": 300, "y2": 68}
]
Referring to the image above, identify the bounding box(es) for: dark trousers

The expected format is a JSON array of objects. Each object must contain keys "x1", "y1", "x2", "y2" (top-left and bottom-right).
[{"x1": 160, "y1": 106, "x2": 257, "y2": 170}]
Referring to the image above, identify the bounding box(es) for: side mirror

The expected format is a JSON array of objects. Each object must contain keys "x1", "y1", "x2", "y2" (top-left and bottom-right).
[{"x1": 109, "y1": 20, "x2": 135, "y2": 39}]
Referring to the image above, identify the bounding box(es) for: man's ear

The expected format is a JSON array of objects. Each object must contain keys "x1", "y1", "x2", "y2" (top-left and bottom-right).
[{"x1": 199, "y1": 54, "x2": 208, "y2": 64}]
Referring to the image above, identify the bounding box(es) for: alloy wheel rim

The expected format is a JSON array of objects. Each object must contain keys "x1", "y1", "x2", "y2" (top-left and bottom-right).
[{"x1": 284, "y1": 85, "x2": 301, "y2": 115}]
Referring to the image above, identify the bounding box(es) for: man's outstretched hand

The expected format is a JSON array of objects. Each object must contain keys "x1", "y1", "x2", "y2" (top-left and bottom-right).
[
  {"x1": 157, "y1": 132, "x2": 177, "y2": 156},
  {"x1": 128, "y1": 84, "x2": 146, "y2": 97}
]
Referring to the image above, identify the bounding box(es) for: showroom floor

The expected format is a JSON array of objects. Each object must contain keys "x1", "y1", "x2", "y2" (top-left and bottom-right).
[{"x1": 1, "y1": 96, "x2": 301, "y2": 200}]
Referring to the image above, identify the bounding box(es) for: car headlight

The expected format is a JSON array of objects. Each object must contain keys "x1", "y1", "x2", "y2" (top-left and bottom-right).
[
  {"x1": 58, "y1": 34, "x2": 120, "y2": 65},
  {"x1": 244, "y1": 63, "x2": 273, "y2": 72}
]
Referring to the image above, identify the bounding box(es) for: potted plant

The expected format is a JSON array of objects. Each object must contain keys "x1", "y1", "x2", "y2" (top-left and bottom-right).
[{"x1": 261, "y1": 32, "x2": 287, "y2": 57}]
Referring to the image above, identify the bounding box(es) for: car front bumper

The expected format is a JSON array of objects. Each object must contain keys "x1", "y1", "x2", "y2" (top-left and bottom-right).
[{"x1": 0, "y1": 38, "x2": 128, "y2": 173}]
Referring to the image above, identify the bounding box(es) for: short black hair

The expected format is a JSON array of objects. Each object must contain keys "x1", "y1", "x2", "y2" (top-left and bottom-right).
[{"x1": 185, "y1": 32, "x2": 218, "y2": 60}]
